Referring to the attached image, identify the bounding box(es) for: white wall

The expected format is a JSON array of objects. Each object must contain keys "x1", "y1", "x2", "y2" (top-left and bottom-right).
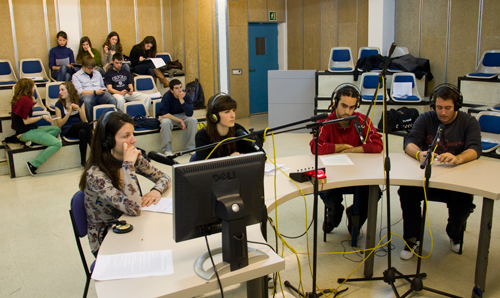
[
  {"x1": 57, "y1": 0, "x2": 82, "y2": 54},
  {"x1": 368, "y1": 0, "x2": 395, "y2": 55}
]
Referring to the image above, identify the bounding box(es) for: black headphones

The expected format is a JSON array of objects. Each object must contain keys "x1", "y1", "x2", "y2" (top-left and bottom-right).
[
  {"x1": 330, "y1": 83, "x2": 362, "y2": 110},
  {"x1": 429, "y1": 83, "x2": 463, "y2": 111},
  {"x1": 208, "y1": 92, "x2": 229, "y2": 123},
  {"x1": 99, "y1": 111, "x2": 116, "y2": 149}
]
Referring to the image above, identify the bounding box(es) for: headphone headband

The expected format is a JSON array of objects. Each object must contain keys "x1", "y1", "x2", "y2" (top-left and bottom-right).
[
  {"x1": 429, "y1": 83, "x2": 463, "y2": 111},
  {"x1": 100, "y1": 111, "x2": 116, "y2": 149},
  {"x1": 331, "y1": 83, "x2": 362, "y2": 110},
  {"x1": 208, "y1": 92, "x2": 229, "y2": 123}
]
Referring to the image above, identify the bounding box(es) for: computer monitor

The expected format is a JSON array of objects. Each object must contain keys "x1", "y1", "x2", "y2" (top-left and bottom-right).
[{"x1": 173, "y1": 151, "x2": 267, "y2": 279}]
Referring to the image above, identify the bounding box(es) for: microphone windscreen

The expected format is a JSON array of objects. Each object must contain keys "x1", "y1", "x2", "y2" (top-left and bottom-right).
[
  {"x1": 310, "y1": 113, "x2": 329, "y2": 122},
  {"x1": 147, "y1": 151, "x2": 178, "y2": 166}
]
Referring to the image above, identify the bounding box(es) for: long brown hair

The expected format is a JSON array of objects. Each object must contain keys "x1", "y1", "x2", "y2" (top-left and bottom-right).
[
  {"x1": 76, "y1": 36, "x2": 93, "y2": 64},
  {"x1": 102, "y1": 31, "x2": 123, "y2": 54},
  {"x1": 11, "y1": 78, "x2": 34, "y2": 107},
  {"x1": 138, "y1": 36, "x2": 157, "y2": 58},
  {"x1": 57, "y1": 82, "x2": 80, "y2": 107},
  {"x1": 204, "y1": 94, "x2": 238, "y2": 157},
  {"x1": 79, "y1": 112, "x2": 135, "y2": 191}
]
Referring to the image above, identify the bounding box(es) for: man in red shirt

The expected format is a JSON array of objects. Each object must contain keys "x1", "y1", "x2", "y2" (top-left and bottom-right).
[{"x1": 310, "y1": 84, "x2": 383, "y2": 234}]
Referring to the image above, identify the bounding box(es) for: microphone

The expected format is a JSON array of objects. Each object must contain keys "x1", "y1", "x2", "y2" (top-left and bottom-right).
[
  {"x1": 420, "y1": 124, "x2": 445, "y2": 169},
  {"x1": 310, "y1": 113, "x2": 329, "y2": 122},
  {"x1": 435, "y1": 124, "x2": 445, "y2": 143},
  {"x1": 147, "y1": 151, "x2": 179, "y2": 166},
  {"x1": 353, "y1": 119, "x2": 364, "y2": 143},
  {"x1": 235, "y1": 129, "x2": 262, "y2": 152}
]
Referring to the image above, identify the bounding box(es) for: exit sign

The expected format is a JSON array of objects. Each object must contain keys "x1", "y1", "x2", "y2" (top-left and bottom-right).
[{"x1": 269, "y1": 11, "x2": 277, "y2": 21}]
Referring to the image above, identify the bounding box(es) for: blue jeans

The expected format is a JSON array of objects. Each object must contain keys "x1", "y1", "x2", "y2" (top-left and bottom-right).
[
  {"x1": 80, "y1": 92, "x2": 117, "y2": 121},
  {"x1": 19, "y1": 126, "x2": 62, "y2": 167},
  {"x1": 52, "y1": 65, "x2": 74, "y2": 81}
]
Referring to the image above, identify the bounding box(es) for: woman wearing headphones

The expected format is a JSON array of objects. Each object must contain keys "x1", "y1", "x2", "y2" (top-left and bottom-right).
[
  {"x1": 195, "y1": 94, "x2": 257, "y2": 160},
  {"x1": 79, "y1": 111, "x2": 170, "y2": 256}
]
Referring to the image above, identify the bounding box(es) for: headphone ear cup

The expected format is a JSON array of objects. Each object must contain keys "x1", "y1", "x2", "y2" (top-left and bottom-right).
[
  {"x1": 209, "y1": 113, "x2": 219, "y2": 123},
  {"x1": 105, "y1": 135, "x2": 115, "y2": 149}
]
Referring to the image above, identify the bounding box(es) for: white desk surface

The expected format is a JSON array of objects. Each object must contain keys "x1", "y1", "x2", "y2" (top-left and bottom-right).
[{"x1": 95, "y1": 198, "x2": 285, "y2": 298}]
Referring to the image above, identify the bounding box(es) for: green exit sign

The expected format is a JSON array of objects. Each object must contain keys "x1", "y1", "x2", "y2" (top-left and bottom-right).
[{"x1": 269, "y1": 11, "x2": 277, "y2": 21}]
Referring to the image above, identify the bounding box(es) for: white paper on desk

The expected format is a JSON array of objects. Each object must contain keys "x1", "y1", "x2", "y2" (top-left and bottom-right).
[
  {"x1": 149, "y1": 57, "x2": 166, "y2": 68},
  {"x1": 266, "y1": 167, "x2": 290, "y2": 176},
  {"x1": 265, "y1": 163, "x2": 285, "y2": 173},
  {"x1": 392, "y1": 82, "x2": 412, "y2": 98},
  {"x1": 92, "y1": 250, "x2": 174, "y2": 281},
  {"x1": 141, "y1": 197, "x2": 172, "y2": 213},
  {"x1": 320, "y1": 154, "x2": 354, "y2": 166}
]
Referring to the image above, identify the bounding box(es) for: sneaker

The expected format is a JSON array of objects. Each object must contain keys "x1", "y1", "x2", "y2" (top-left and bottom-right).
[
  {"x1": 322, "y1": 217, "x2": 334, "y2": 233},
  {"x1": 25, "y1": 141, "x2": 32, "y2": 147},
  {"x1": 450, "y1": 239, "x2": 462, "y2": 254},
  {"x1": 400, "y1": 240, "x2": 419, "y2": 260},
  {"x1": 164, "y1": 151, "x2": 173, "y2": 156},
  {"x1": 26, "y1": 162, "x2": 37, "y2": 176}
]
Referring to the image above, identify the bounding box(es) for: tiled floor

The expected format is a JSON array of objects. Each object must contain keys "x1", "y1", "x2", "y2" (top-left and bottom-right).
[{"x1": 1, "y1": 114, "x2": 499, "y2": 298}]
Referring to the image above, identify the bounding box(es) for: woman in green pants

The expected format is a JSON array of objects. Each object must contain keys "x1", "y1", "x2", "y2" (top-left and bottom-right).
[{"x1": 11, "y1": 79, "x2": 62, "y2": 175}]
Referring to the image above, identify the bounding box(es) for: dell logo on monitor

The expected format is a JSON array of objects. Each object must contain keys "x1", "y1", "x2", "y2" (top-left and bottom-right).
[{"x1": 213, "y1": 171, "x2": 236, "y2": 182}]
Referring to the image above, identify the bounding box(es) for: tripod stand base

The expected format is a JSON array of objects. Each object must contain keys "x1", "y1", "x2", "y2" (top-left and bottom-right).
[{"x1": 337, "y1": 267, "x2": 427, "y2": 283}]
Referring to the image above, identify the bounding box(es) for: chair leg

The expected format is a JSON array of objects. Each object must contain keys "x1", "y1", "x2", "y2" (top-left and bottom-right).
[
  {"x1": 83, "y1": 274, "x2": 90, "y2": 298},
  {"x1": 323, "y1": 207, "x2": 328, "y2": 242}
]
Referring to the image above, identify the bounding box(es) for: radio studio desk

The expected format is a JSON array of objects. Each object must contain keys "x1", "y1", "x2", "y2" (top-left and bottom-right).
[{"x1": 95, "y1": 153, "x2": 499, "y2": 298}]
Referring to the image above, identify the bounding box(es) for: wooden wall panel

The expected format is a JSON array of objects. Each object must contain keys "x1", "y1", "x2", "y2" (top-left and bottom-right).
[
  {"x1": 46, "y1": 0, "x2": 58, "y2": 49},
  {"x1": 198, "y1": 0, "x2": 216, "y2": 98},
  {"x1": 228, "y1": 0, "x2": 249, "y2": 118},
  {"x1": 287, "y1": 0, "x2": 303, "y2": 70},
  {"x1": 395, "y1": 0, "x2": 420, "y2": 57},
  {"x1": 13, "y1": 0, "x2": 49, "y2": 72},
  {"x1": 0, "y1": 0, "x2": 16, "y2": 68},
  {"x1": 268, "y1": 0, "x2": 285, "y2": 22},
  {"x1": 481, "y1": 0, "x2": 500, "y2": 53},
  {"x1": 421, "y1": 0, "x2": 448, "y2": 88},
  {"x1": 162, "y1": 0, "x2": 172, "y2": 53},
  {"x1": 183, "y1": 0, "x2": 198, "y2": 83},
  {"x1": 303, "y1": 0, "x2": 320, "y2": 70},
  {"x1": 358, "y1": 0, "x2": 369, "y2": 50},
  {"x1": 109, "y1": 0, "x2": 136, "y2": 55},
  {"x1": 137, "y1": 0, "x2": 163, "y2": 52},
  {"x1": 448, "y1": 0, "x2": 479, "y2": 85},
  {"x1": 80, "y1": 0, "x2": 108, "y2": 52},
  {"x1": 170, "y1": 0, "x2": 184, "y2": 65},
  {"x1": 338, "y1": 0, "x2": 357, "y2": 61},
  {"x1": 320, "y1": 0, "x2": 338, "y2": 70},
  {"x1": 248, "y1": 0, "x2": 267, "y2": 22}
]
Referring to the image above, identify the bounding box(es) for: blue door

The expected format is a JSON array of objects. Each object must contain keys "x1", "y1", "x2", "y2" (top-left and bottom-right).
[{"x1": 248, "y1": 23, "x2": 279, "y2": 114}]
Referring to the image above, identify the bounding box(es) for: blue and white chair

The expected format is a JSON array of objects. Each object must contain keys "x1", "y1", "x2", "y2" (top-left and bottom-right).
[
  {"x1": 466, "y1": 50, "x2": 500, "y2": 79},
  {"x1": 93, "y1": 104, "x2": 116, "y2": 128},
  {"x1": 124, "y1": 101, "x2": 159, "y2": 133},
  {"x1": 156, "y1": 52, "x2": 172, "y2": 65},
  {"x1": 0, "y1": 59, "x2": 18, "y2": 87},
  {"x1": 328, "y1": 47, "x2": 354, "y2": 72},
  {"x1": 357, "y1": 47, "x2": 381, "y2": 71},
  {"x1": 152, "y1": 98, "x2": 162, "y2": 119},
  {"x1": 360, "y1": 72, "x2": 384, "y2": 102},
  {"x1": 477, "y1": 111, "x2": 500, "y2": 153},
  {"x1": 390, "y1": 72, "x2": 422, "y2": 102},
  {"x1": 387, "y1": 46, "x2": 409, "y2": 72},
  {"x1": 134, "y1": 75, "x2": 162, "y2": 100},
  {"x1": 69, "y1": 190, "x2": 95, "y2": 298},
  {"x1": 45, "y1": 82, "x2": 62, "y2": 112},
  {"x1": 19, "y1": 58, "x2": 51, "y2": 83}
]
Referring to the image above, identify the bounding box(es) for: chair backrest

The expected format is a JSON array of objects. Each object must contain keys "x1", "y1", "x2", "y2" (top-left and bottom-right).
[
  {"x1": 391, "y1": 72, "x2": 422, "y2": 102},
  {"x1": 328, "y1": 47, "x2": 354, "y2": 72},
  {"x1": 476, "y1": 50, "x2": 500, "y2": 73},
  {"x1": 45, "y1": 82, "x2": 62, "y2": 111},
  {"x1": 0, "y1": 59, "x2": 18, "y2": 85},
  {"x1": 134, "y1": 75, "x2": 158, "y2": 94},
  {"x1": 124, "y1": 101, "x2": 147, "y2": 118},
  {"x1": 393, "y1": 73, "x2": 415, "y2": 88},
  {"x1": 478, "y1": 112, "x2": 500, "y2": 134},
  {"x1": 361, "y1": 73, "x2": 379, "y2": 90},
  {"x1": 152, "y1": 99, "x2": 162, "y2": 118},
  {"x1": 189, "y1": 153, "x2": 197, "y2": 162},
  {"x1": 156, "y1": 52, "x2": 172, "y2": 64},
  {"x1": 19, "y1": 58, "x2": 49, "y2": 81},
  {"x1": 93, "y1": 104, "x2": 117, "y2": 127},
  {"x1": 360, "y1": 72, "x2": 385, "y2": 102},
  {"x1": 70, "y1": 191, "x2": 88, "y2": 238},
  {"x1": 358, "y1": 47, "x2": 380, "y2": 59},
  {"x1": 389, "y1": 46, "x2": 409, "y2": 58}
]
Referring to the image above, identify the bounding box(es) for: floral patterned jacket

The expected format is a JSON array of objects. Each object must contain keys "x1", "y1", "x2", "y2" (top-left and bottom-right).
[{"x1": 84, "y1": 155, "x2": 170, "y2": 254}]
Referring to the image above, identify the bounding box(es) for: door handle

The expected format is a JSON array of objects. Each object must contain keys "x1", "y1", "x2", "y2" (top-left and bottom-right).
[{"x1": 249, "y1": 68, "x2": 256, "y2": 71}]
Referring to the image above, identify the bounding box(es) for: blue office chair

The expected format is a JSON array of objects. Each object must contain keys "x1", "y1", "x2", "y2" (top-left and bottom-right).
[
  {"x1": 19, "y1": 58, "x2": 50, "y2": 82},
  {"x1": 123, "y1": 101, "x2": 159, "y2": 133},
  {"x1": 69, "y1": 190, "x2": 95, "y2": 298},
  {"x1": 328, "y1": 47, "x2": 354, "y2": 72},
  {"x1": 390, "y1": 72, "x2": 422, "y2": 102},
  {"x1": 134, "y1": 75, "x2": 162, "y2": 100},
  {"x1": 156, "y1": 52, "x2": 172, "y2": 64},
  {"x1": 0, "y1": 59, "x2": 18, "y2": 86},
  {"x1": 466, "y1": 50, "x2": 500, "y2": 79},
  {"x1": 477, "y1": 111, "x2": 500, "y2": 153},
  {"x1": 45, "y1": 82, "x2": 62, "y2": 111},
  {"x1": 93, "y1": 104, "x2": 117, "y2": 128},
  {"x1": 189, "y1": 153, "x2": 197, "y2": 162},
  {"x1": 360, "y1": 72, "x2": 384, "y2": 102}
]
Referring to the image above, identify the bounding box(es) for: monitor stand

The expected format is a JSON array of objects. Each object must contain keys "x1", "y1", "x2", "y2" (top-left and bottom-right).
[{"x1": 194, "y1": 247, "x2": 269, "y2": 280}]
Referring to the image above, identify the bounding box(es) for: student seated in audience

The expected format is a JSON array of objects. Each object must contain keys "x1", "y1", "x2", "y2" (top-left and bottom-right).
[
  {"x1": 79, "y1": 111, "x2": 171, "y2": 256},
  {"x1": 49, "y1": 31, "x2": 75, "y2": 81},
  {"x1": 101, "y1": 31, "x2": 130, "y2": 73},
  {"x1": 158, "y1": 79, "x2": 197, "y2": 156},
  {"x1": 54, "y1": 82, "x2": 93, "y2": 166},
  {"x1": 105, "y1": 53, "x2": 151, "y2": 112},
  {"x1": 72, "y1": 56, "x2": 117, "y2": 121},
  {"x1": 195, "y1": 93, "x2": 257, "y2": 160},
  {"x1": 11, "y1": 79, "x2": 62, "y2": 176},
  {"x1": 129, "y1": 36, "x2": 169, "y2": 88},
  {"x1": 76, "y1": 36, "x2": 104, "y2": 76}
]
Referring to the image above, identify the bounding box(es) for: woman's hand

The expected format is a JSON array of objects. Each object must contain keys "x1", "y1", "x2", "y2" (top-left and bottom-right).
[
  {"x1": 230, "y1": 152, "x2": 241, "y2": 156},
  {"x1": 41, "y1": 114, "x2": 53, "y2": 123},
  {"x1": 103, "y1": 45, "x2": 109, "y2": 53},
  {"x1": 123, "y1": 143, "x2": 141, "y2": 164},
  {"x1": 141, "y1": 189, "x2": 162, "y2": 207},
  {"x1": 70, "y1": 103, "x2": 80, "y2": 112},
  {"x1": 139, "y1": 56, "x2": 145, "y2": 62}
]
